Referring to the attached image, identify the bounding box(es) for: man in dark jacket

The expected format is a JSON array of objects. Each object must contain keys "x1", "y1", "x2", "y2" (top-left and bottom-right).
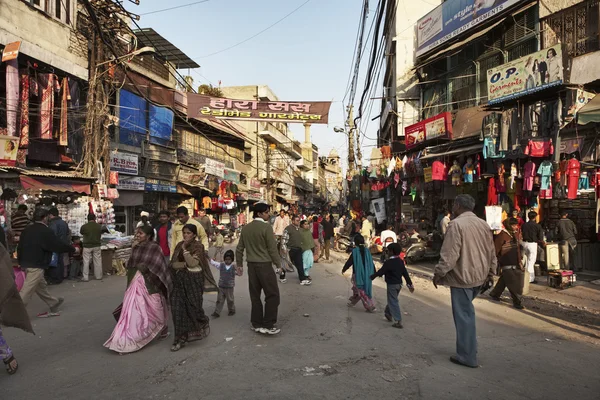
[
  {"x1": 18, "y1": 208, "x2": 74, "y2": 317},
  {"x1": 46, "y1": 207, "x2": 71, "y2": 284},
  {"x1": 321, "y1": 214, "x2": 335, "y2": 262},
  {"x1": 489, "y1": 218, "x2": 524, "y2": 310},
  {"x1": 556, "y1": 211, "x2": 577, "y2": 271}
]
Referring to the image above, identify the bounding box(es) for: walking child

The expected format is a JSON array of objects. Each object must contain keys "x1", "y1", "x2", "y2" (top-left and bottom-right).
[
  {"x1": 214, "y1": 230, "x2": 225, "y2": 262},
  {"x1": 370, "y1": 243, "x2": 414, "y2": 328},
  {"x1": 210, "y1": 250, "x2": 239, "y2": 317}
]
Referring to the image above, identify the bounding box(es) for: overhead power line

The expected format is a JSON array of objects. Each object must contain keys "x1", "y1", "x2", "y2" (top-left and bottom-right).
[
  {"x1": 140, "y1": 0, "x2": 210, "y2": 16},
  {"x1": 195, "y1": 0, "x2": 312, "y2": 59}
]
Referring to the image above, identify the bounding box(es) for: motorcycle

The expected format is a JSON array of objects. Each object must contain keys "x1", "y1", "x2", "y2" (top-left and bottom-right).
[
  {"x1": 336, "y1": 234, "x2": 357, "y2": 253},
  {"x1": 404, "y1": 232, "x2": 443, "y2": 264}
]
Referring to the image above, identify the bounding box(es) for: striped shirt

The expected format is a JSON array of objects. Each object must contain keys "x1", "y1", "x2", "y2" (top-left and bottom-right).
[{"x1": 11, "y1": 212, "x2": 30, "y2": 235}]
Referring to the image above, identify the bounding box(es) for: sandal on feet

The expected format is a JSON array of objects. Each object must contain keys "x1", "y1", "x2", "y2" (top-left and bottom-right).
[
  {"x1": 170, "y1": 341, "x2": 184, "y2": 352},
  {"x1": 4, "y1": 355, "x2": 18, "y2": 375}
]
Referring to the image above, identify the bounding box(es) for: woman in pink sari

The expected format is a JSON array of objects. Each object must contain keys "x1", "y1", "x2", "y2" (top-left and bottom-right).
[{"x1": 104, "y1": 225, "x2": 172, "y2": 354}]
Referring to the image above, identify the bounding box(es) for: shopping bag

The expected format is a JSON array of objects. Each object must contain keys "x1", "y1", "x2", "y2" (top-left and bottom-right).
[{"x1": 13, "y1": 267, "x2": 25, "y2": 291}]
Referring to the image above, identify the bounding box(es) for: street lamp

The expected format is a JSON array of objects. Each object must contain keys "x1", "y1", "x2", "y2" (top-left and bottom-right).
[{"x1": 96, "y1": 46, "x2": 156, "y2": 67}]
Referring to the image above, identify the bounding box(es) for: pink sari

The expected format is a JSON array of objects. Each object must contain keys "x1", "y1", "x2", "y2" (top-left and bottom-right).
[{"x1": 103, "y1": 272, "x2": 168, "y2": 353}]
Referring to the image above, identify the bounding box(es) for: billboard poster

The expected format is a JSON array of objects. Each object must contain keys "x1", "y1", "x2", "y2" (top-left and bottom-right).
[
  {"x1": 187, "y1": 94, "x2": 332, "y2": 124},
  {"x1": 117, "y1": 176, "x2": 145, "y2": 191},
  {"x1": 205, "y1": 158, "x2": 225, "y2": 178},
  {"x1": 487, "y1": 44, "x2": 564, "y2": 104},
  {"x1": 0, "y1": 135, "x2": 19, "y2": 167},
  {"x1": 416, "y1": 0, "x2": 520, "y2": 57},
  {"x1": 404, "y1": 112, "x2": 452, "y2": 150}
]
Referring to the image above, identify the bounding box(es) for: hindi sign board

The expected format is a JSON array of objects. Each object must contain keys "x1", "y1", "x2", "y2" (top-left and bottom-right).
[
  {"x1": 487, "y1": 44, "x2": 564, "y2": 104},
  {"x1": 110, "y1": 152, "x2": 138, "y2": 175},
  {"x1": 117, "y1": 176, "x2": 145, "y2": 191},
  {"x1": 416, "y1": 0, "x2": 520, "y2": 57},
  {"x1": 2, "y1": 42, "x2": 21, "y2": 62},
  {"x1": 187, "y1": 94, "x2": 332, "y2": 124},
  {"x1": 205, "y1": 158, "x2": 225, "y2": 178},
  {"x1": 404, "y1": 112, "x2": 452, "y2": 150}
]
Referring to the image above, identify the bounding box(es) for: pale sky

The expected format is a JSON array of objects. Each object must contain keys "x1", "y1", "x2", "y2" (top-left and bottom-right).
[{"x1": 125, "y1": 0, "x2": 384, "y2": 170}]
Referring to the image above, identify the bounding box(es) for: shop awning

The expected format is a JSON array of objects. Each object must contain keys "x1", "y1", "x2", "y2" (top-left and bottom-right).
[
  {"x1": 420, "y1": 144, "x2": 482, "y2": 160},
  {"x1": 452, "y1": 107, "x2": 491, "y2": 140},
  {"x1": 20, "y1": 176, "x2": 91, "y2": 194},
  {"x1": 578, "y1": 95, "x2": 600, "y2": 125}
]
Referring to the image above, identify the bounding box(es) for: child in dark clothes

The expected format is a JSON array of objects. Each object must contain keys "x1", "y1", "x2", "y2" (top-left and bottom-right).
[{"x1": 370, "y1": 243, "x2": 414, "y2": 328}]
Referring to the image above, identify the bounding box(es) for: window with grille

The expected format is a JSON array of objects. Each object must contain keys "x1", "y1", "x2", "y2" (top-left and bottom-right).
[{"x1": 542, "y1": 0, "x2": 600, "y2": 57}]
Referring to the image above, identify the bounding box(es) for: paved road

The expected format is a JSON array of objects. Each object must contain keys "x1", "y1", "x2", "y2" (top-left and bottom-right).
[{"x1": 3, "y1": 249, "x2": 600, "y2": 399}]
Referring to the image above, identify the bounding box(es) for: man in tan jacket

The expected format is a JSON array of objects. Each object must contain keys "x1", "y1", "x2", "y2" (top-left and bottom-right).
[{"x1": 433, "y1": 194, "x2": 497, "y2": 368}]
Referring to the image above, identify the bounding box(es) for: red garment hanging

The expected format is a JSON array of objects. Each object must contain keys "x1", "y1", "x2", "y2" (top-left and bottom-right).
[
  {"x1": 567, "y1": 158, "x2": 580, "y2": 199},
  {"x1": 487, "y1": 177, "x2": 498, "y2": 205}
]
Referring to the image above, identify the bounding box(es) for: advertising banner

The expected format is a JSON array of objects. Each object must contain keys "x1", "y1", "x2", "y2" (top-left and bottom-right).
[
  {"x1": 404, "y1": 112, "x2": 452, "y2": 150},
  {"x1": 205, "y1": 158, "x2": 225, "y2": 178},
  {"x1": 117, "y1": 176, "x2": 145, "y2": 191},
  {"x1": 0, "y1": 135, "x2": 19, "y2": 167},
  {"x1": 224, "y1": 169, "x2": 241, "y2": 184},
  {"x1": 487, "y1": 44, "x2": 564, "y2": 104},
  {"x1": 178, "y1": 165, "x2": 205, "y2": 187},
  {"x1": 416, "y1": 0, "x2": 520, "y2": 57},
  {"x1": 187, "y1": 94, "x2": 332, "y2": 124},
  {"x1": 2, "y1": 42, "x2": 21, "y2": 62},
  {"x1": 110, "y1": 152, "x2": 138, "y2": 175}
]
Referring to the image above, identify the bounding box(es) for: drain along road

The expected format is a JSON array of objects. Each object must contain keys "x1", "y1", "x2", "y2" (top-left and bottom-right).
[{"x1": 3, "y1": 254, "x2": 600, "y2": 400}]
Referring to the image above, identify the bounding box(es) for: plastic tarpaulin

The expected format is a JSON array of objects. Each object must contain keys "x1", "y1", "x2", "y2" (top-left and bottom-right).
[
  {"x1": 149, "y1": 104, "x2": 174, "y2": 143},
  {"x1": 119, "y1": 90, "x2": 147, "y2": 147}
]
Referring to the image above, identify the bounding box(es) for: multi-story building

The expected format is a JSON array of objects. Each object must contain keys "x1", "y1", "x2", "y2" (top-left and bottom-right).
[{"x1": 386, "y1": 0, "x2": 600, "y2": 273}]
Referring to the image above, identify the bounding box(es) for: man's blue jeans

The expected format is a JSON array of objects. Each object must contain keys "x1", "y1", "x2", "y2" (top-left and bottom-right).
[{"x1": 450, "y1": 287, "x2": 481, "y2": 367}]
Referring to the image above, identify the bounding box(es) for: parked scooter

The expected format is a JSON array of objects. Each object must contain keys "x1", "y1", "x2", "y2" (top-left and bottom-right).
[
  {"x1": 404, "y1": 232, "x2": 443, "y2": 264},
  {"x1": 336, "y1": 234, "x2": 357, "y2": 253}
]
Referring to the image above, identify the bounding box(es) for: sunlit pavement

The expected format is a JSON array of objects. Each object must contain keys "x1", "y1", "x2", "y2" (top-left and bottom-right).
[{"x1": 3, "y1": 246, "x2": 600, "y2": 399}]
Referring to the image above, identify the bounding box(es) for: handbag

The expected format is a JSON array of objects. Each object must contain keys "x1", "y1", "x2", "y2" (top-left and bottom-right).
[{"x1": 112, "y1": 303, "x2": 123, "y2": 322}]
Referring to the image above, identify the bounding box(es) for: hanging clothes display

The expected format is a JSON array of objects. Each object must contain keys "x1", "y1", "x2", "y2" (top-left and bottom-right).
[
  {"x1": 38, "y1": 74, "x2": 56, "y2": 139},
  {"x1": 431, "y1": 160, "x2": 446, "y2": 181},
  {"x1": 463, "y1": 159, "x2": 475, "y2": 183},
  {"x1": 524, "y1": 138, "x2": 554, "y2": 157},
  {"x1": 538, "y1": 160, "x2": 553, "y2": 199},
  {"x1": 509, "y1": 163, "x2": 517, "y2": 189},
  {"x1": 487, "y1": 177, "x2": 498, "y2": 205},
  {"x1": 5, "y1": 59, "x2": 19, "y2": 137},
  {"x1": 17, "y1": 72, "x2": 30, "y2": 167},
  {"x1": 448, "y1": 161, "x2": 462, "y2": 186},
  {"x1": 523, "y1": 160, "x2": 536, "y2": 191},
  {"x1": 579, "y1": 171, "x2": 590, "y2": 190},
  {"x1": 59, "y1": 77, "x2": 69, "y2": 146},
  {"x1": 567, "y1": 157, "x2": 581, "y2": 200}
]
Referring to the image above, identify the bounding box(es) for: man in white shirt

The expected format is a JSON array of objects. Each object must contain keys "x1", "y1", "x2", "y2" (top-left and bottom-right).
[
  {"x1": 272, "y1": 209, "x2": 289, "y2": 239},
  {"x1": 380, "y1": 225, "x2": 397, "y2": 247},
  {"x1": 440, "y1": 210, "x2": 452, "y2": 237}
]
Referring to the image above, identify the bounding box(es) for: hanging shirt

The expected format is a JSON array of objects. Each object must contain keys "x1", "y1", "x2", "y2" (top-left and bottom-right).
[
  {"x1": 483, "y1": 137, "x2": 503, "y2": 159},
  {"x1": 431, "y1": 160, "x2": 446, "y2": 181},
  {"x1": 523, "y1": 161, "x2": 536, "y2": 191},
  {"x1": 567, "y1": 158, "x2": 581, "y2": 200},
  {"x1": 579, "y1": 171, "x2": 590, "y2": 190},
  {"x1": 525, "y1": 139, "x2": 554, "y2": 157},
  {"x1": 202, "y1": 196, "x2": 212, "y2": 209},
  {"x1": 463, "y1": 163, "x2": 475, "y2": 183},
  {"x1": 537, "y1": 161, "x2": 553, "y2": 191}
]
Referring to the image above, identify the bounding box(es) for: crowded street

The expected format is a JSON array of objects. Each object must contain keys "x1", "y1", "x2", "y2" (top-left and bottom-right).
[
  {"x1": 3, "y1": 0, "x2": 600, "y2": 398},
  {"x1": 2, "y1": 242, "x2": 600, "y2": 399}
]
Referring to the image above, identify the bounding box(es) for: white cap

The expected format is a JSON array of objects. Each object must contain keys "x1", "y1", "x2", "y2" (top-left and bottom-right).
[{"x1": 140, "y1": 211, "x2": 150, "y2": 218}]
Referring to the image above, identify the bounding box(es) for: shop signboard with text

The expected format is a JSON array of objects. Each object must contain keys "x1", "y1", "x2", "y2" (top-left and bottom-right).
[
  {"x1": 224, "y1": 169, "x2": 241, "y2": 184},
  {"x1": 187, "y1": 94, "x2": 332, "y2": 124},
  {"x1": 487, "y1": 44, "x2": 564, "y2": 104},
  {"x1": 145, "y1": 179, "x2": 176, "y2": 193},
  {"x1": 116, "y1": 176, "x2": 145, "y2": 191},
  {"x1": 416, "y1": 0, "x2": 520, "y2": 57},
  {"x1": 205, "y1": 158, "x2": 225, "y2": 178},
  {"x1": 110, "y1": 152, "x2": 138, "y2": 175},
  {"x1": 250, "y1": 178, "x2": 261, "y2": 192},
  {"x1": 404, "y1": 112, "x2": 452, "y2": 150}
]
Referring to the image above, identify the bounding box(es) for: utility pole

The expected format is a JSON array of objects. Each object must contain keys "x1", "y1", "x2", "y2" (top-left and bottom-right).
[{"x1": 347, "y1": 105, "x2": 356, "y2": 174}]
